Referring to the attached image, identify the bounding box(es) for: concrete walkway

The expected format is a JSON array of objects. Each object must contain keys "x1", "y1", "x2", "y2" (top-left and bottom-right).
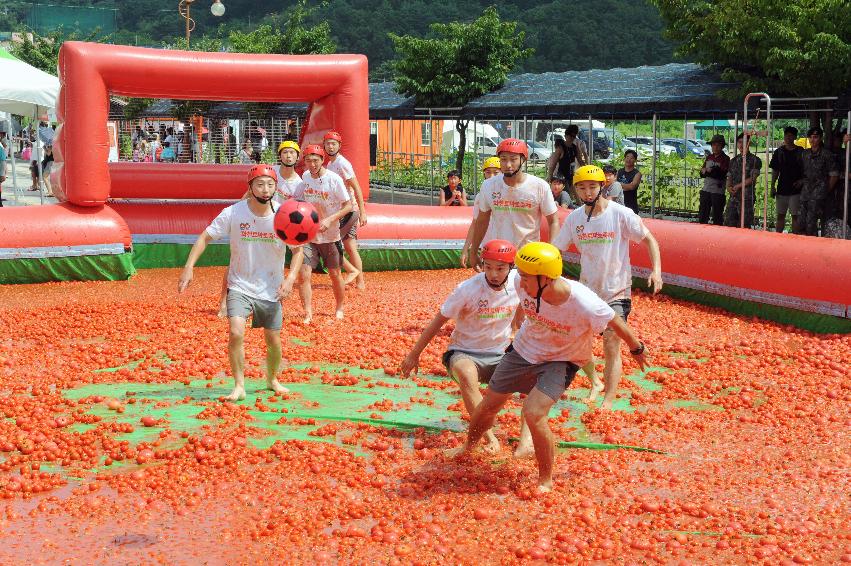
[{"x1": 0, "y1": 159, "x2": 58, "y2": 207}]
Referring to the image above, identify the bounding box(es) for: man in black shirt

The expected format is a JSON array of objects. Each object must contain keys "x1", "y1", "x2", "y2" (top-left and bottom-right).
[{"x1": 769, "y1": 126, "x2": 804, "y2": 233}]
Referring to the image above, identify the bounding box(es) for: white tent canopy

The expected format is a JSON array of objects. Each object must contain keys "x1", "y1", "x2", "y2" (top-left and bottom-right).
[{"x1": 0, "y1": 48, "x2": 59, "y2": 117}]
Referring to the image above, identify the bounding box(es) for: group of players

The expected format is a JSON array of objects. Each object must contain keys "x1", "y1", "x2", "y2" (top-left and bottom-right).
[{"x1": 178, "y1": 135, "x2": 663, "y2": 491}]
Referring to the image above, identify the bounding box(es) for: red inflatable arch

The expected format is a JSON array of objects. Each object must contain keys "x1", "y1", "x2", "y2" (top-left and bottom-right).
[{"x1": 52, "y1": 42, "x2": 370, "y2": 205}]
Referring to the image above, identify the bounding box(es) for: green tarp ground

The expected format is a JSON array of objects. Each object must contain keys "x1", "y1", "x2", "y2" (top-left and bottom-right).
[
  {"x1": 60, "y1": 358, "x2": 677, "y2": 475},
  {"x1": 0, "y1": 253, "x2": 136, "y2": 284}
]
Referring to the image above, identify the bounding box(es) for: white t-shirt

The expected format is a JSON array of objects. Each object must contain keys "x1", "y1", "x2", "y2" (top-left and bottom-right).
[
  {"x1": 512, "y1": 272, "x2": 614, "y2": 365},
  {"x1": 205, "y1": 200, "x2": 287, "y2": 302},
  {"x1": 439, "y1": 272, "x2": 519, "y2": 354},
  {"x1": 293, "y1": 169, "x2": 351, "y2": 244},
  {"x1": 276, "y1": 167, "x2": 303, "y2": 202},
  {"x1": 476, "y1": 174, "x2": 558, "y2": 248},
  {"x1": 327, "y1": 154, "x2": 358, "y2": 206},
  {"x1": 552, "y1": 201, "x2": 648, "y2": 302}
]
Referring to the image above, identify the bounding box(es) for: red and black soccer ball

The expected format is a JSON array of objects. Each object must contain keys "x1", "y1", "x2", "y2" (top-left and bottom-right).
[{"x1": 274, "y1": 199, "x2": 320, "y2": 245}]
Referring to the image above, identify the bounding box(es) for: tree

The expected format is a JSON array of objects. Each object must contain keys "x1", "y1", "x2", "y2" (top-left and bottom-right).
[
  {"x1": 390, "y1": 6, "x2": 532, "y2": 173},
  {"x1": 228, "y1": 0, "x2": 335, "y2": 55},
  {"x1": 9, "y1": 28, "x2": 98, "y2": 75},
  {"x1": 651, "y1": 0, "x2": 851, "y2": 129}
]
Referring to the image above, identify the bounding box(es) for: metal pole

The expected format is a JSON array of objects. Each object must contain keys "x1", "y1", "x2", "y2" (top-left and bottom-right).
[
  {"x1": 588, "y1": 114, "x2": 593, "y2": 163},
  {"x1": 389, "y1": 117, "x2": 394, "y2": 203},
  {"x1": 741, "y1": 93, "x2": 771, "y2": 229},
  {"x1": 844, "y1": 110, "x2": 850, "y2": 239},
  {"x1": 523, "y1": 115, "x2": 528, "y2": 171},
  {"x1": 684, "y1": 114, "x2": 688, "y2": 212},
  {"x1": 651, "y1": 113, "x2": 657, "y2": 218},
  {"x1": 733, "y1": 112, "x2": 739, "y2": 157},
  {"x1": 429, "y1": 110, "x2": 434, "y2": 206},
  {"x1": 472, "y1": 117, "x2": 478, "y2": 192},
  {"x1": 763, "y1": 97, "x2": 772, "y2": 231}
]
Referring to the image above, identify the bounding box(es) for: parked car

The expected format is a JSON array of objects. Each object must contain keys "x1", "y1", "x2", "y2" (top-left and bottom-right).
[
  {"x1": 625, "y1": 137, "x2": 678, "y2": 156},
  {"x1": 578, "y1": 128, "x2": 611, "y2": 160},
  {"x1": 525, "y1": 140, "x2": 552, "y2": 161},
  {"x1": 690, "y1": 138, "x2": 714, "y2": 155},
  {"x1": 617, "y1": 138, "x2": 654, "y2": 159},
  {"x1": 474, "y1": 135, "x2": 501, "y2": 157},
  {"x1": 661, "y1": 138, "x2": 707, "y2": 157}
]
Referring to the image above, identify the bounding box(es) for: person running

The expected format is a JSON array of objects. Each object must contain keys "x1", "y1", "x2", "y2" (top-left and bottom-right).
[
  {"x1": 451, "y1": 242, "x2": 648, "y2": 492},
  {"x1": 462, "y1": 138, "x2": 559, "y2": 268},
  {"x1": 617, "y1": 149, "x2": 642, "y2": 214},
  {"x1": 323, "y1": 131, "x2": 367, "y2": 289},
  {"x1": 178, "y1": 165, "x2": 304, "y2": 401},
  {"x1": 216, "y1": 141, "x2": 306, "y2": 318},
  {"x1": 401, "y1": 240, "x2": 519, "y2": 454},
  {"x1": 294, "y1": 144, "x2": 353, "y2": 323},
  {"x1": 552, "y1": 165, "x2": 662, "y2": 410}
]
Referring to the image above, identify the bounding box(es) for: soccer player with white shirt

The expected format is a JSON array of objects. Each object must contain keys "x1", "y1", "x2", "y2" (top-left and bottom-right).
[
  {"x1": 552, "y1": 165, "x2": 662, "y2": 410},
  {"x1": 451, "y1": 242, "x2": 648, "y2": 492},
  {"x1": 179, "y1": 165, "x2": 305, "y2": 401},
  {"x1": 462, "y1": 139, "x2": 560, "y2": 268},
  {"x1": 215, "y1": 141, "x2": 306, "y2": 318},
  {"x1": 293, "y1": 144, "x2": 353, "y2": 323},
  {"x1": 461, "y1": 158, "x2": 503, "y2": 271},
  {"x1": 323, "y1": 131, "x2": 367, "y2": 289},
  {"x1": 400, "y1": 240, "x2": 520, "y2": 454}
]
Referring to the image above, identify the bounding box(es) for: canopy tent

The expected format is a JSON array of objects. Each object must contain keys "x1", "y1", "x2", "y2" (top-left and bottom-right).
[
  {"x1": 0, "y1": 47, "x2": 59, "y2": 117},
  {"x1": 0, "y1": 47, "x2": 59, "y2": 205}
]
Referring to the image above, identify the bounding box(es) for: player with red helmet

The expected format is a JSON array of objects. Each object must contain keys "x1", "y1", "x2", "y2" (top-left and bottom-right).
[
  {"x1": 323, "y1": 130, "x2": 367, "y2": 289},
  {"x1": 401, "y1": 240, "x2": 520, "y2": 454},
  {"x1": 178, "y1": 164, "x2": 304, "y2": 402},
  {"x1": 462, "y1": 138, "x2": 560, "y2": 269},
  {"x1": 293, "y1": 143, "x2": 353, "y2": 323}
]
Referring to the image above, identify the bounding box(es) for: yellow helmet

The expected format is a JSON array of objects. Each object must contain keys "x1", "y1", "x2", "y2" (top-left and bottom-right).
[
  {"x1": 482, "y1": 157, "x2": 501, "y2": 171},
  {"x1": 515, "y1": 242, "x2": 563, "y2": 279},
  {"x1": 277, "y1": 140, "x2": 301, "y2": 154},
  {"x1": 572, "y1": 164, "x2": 605, "y2": 185}
]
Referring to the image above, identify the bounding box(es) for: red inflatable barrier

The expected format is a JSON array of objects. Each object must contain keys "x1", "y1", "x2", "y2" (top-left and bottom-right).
[
  {"x1": 110, "y1": 163, "x2": 252, "y2": 200},
  {"x1": 54, "y1": 42, "x2": 369, "y2": 206},
  {"x1": 0, "y1": 203, "x2": 131, "y2": 250}
]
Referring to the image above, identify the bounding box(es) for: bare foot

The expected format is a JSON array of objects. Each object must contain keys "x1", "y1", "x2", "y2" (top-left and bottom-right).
[
  {"x1": 335, "y1": 310, "x2": 344, "y2": 320},
  {"x1": 217, "y1": 300, "x2": 228, "y2": 318},
  {"x1": 266, "y1": 379, "x2": 290, "y2": 394},
  {"x1": 223, "y1": 386, "x2": 246, "y2": 402},
  {"x1": 587, "y1": 379, "x2": 604, "y2": 402},
  {"x1": 513, "y1": 443, "x2": 535, "y2": 459},
  {"x1": 343, "y1": 271, "x2": 360, "y2": 286},
  {"x1": 537, "y1": 479, "x2": 553, "y2": 493},
  {"x1": 302, "y1": 313, "x2": 312, "y2": 325},
  {"x1": 444, "y1": 445, "x2": 470, "y2": 459},
  {"x1": 482, "y1": 434, "x2": 501, "y2": 455},
  {"x1": 601, "y1": 399, "x2": 614, "y2": 410},
  {"x1": 356, "y1": 277, "x2": 366, "y2": 290}
]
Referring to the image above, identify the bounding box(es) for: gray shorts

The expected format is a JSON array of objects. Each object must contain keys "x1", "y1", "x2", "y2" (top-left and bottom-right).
[
  {"x1": 776, "y1": 193, "x2": 801, "y2": 217},
  {"x1": 226, "y1": 289, "x2": 283, "y2": 330},
  {"x1": 339, "y1": 210, "x2": 359, "y2": 241},
  {"x1": 441, "y1": 349, "x2": 504, "y2": 384},
  {"x1": 488, "y1": 347, "x2": 580, "y2": 402},
  {"x1": 303, "y1": 241, "x2": 342, "y2": 271},
  {"x1": 609, "y1": 298, "x2": 632, "y2": 323}
]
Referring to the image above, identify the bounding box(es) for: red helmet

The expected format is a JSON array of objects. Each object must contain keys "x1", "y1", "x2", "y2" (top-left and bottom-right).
[
  {"x1": 323, "y1": 130, "x2": 343, "y2": 142},
  {"x1": 247, "y1": 164, "x2": 278, "y2": 184},
  {"x1": 303, "y1": 144, "x2": 325, "y2": 159},
  {"x1": 496, "y1": 138, "x2": 528, "y2": 160},
  {"x1": 481, "y1": 239, "x2": 517, "y2": 264}
]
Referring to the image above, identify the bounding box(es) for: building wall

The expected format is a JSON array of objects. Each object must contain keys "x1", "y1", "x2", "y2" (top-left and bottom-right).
[{"x1": 372, "y1": 119, "x2": 443, "y2": 168}]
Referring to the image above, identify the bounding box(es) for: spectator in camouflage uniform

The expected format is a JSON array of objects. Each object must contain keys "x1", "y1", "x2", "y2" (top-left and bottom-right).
[
  {"x1": 823, "y1": 130, "x2": 850, "y2": 239},
  {"x1": 724, "y1": 133, "x2": 762, "y2": 228},
  {"x1": 799, "y1": 127, "x2": 839, "y2": 236}
]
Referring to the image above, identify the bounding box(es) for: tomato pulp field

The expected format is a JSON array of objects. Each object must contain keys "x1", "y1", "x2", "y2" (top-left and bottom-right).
[{"x1": 0, "y1": 268, "x2": 848, "y2": 565}]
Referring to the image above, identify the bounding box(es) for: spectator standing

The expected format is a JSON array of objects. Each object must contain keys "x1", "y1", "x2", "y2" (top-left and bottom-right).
[
  {"x1": 41, "y1": 144, "x2": 54, "y2": 196},
  {"x1": 698, "y1": 134, "x2": 731, "y2": 225},
  {"x1": 440, "y1": 170, "x2": 467, "y2": 206},
  {"x1": 37, "y1": 121, "x2": 54, "y2": 146},
  {"x1": 238, "y1": 140, "x2": 255, "y2": 164},
  {"x1": 617, "y1": 149, "x2": 642, "y2": 214},
  {"x1": 769, "y1": 126, "x2": 804, "y2": 233},
  {"x1": 799, "y1": 127, "x2": 839, "y2": 236},
  {"x1": 601, "y1": 165, "x2": 625, "y2": 206},
  {"x1": 546, "y1": 125, "x2": 588, "y2": 201},
  {"x1": 823, "y1": 131, "x2": 849, "y2": 239},
  {"x1": 724, "y1": 133, "x2": 762, "y2": 229},
  {"x1": 0, "y1": 127, "x2": 8, "y2": 206}
]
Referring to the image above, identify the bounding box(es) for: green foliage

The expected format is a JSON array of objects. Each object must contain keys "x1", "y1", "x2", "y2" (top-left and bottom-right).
[
  {"x1": 119, "y1": 133, "x2": 133, "y2": 160},
  {"x1": 650, "y1": 0, "x2": 851, "y2": 98},
  {"x1": 390, "y1": 6, "x2": 532, "y2": 108},
  {"x1": 229, "y1": 1, "x2": 335, "y2": 55},
  {"x1": 9, "y1": 27, "x2": 99, "y2": 75}
]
